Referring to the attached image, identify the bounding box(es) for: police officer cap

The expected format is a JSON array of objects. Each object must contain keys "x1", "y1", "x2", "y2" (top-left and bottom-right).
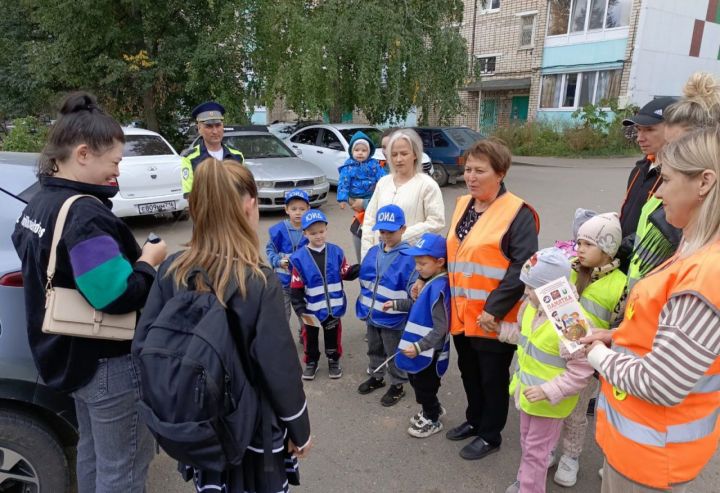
[
  {"x1": 192, "y1": 101, "x2": 225, "y2": 124},
  {"x1": 301, "y1": 209, "x2": 328, "y2": 230}
]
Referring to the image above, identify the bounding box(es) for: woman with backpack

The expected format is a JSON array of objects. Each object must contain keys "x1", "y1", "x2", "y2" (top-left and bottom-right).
[
  {"x1": 11, "y1": 92, "x2": 168, "y2": 492},
  {"x1": 133, "y1": 158, "x2": 311, "y2": 493}
]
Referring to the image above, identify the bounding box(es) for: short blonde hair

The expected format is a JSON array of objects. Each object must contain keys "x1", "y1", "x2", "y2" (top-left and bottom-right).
[
  {"x1": 658, "y1": 126, "x2": 720, "y2": 254},
  {"x1": 387, "y1": 128, "x2": 423, "y2": 174}
]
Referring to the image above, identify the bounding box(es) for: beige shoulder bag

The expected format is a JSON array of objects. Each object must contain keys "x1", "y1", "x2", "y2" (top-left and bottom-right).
[{"x1": 41, "y1": 195, "x2": 136, "y2": 340}]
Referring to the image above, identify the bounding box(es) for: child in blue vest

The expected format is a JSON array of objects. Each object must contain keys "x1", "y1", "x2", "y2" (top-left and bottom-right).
[
  {"x1": 266, "y1": 189, "x2": 310, "y2": 342},
  {"x1": 356, "y1": 204, "x2": 417, "y2": 407},
  {"x1": 503, "y1": 247, "x2": 594, "y2": 493},
  {"x1": 385, "y1": 233, "x2": 451, "y2": 438},
  {"x1": 290, "y1": 210, "x2": 359, "y2": 380}
]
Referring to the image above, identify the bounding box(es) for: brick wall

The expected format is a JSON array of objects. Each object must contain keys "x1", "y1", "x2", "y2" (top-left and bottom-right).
[{"x1": 428, "y1": 0, "x2": 548, "y2": 129}]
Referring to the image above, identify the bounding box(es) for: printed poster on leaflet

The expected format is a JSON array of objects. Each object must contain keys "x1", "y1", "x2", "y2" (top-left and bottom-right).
[{"x1": 534, "y1": 277, "x2": 589, "y2": 354}]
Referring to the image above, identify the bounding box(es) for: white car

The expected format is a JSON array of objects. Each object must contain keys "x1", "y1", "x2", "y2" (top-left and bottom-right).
[
  {"x1": 285, "y1": 124, "x2": 433, "y2": 185},
  {"x1": 112, "y1": 128, "x2": 187, "y2": 218}
]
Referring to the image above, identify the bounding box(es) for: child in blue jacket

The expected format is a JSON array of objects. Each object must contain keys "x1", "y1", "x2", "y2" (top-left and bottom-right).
[{"x1": 337, "y1": 131, "x2": 386, "y2": 261}]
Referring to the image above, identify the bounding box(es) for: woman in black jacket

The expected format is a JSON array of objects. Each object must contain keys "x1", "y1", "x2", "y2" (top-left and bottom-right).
[
  {"x1": 136, "y1": 158, "x2": 311, "y2": 493},
  {"x1": 12, "y1": 92, "x2": 167, "y2": 491}
]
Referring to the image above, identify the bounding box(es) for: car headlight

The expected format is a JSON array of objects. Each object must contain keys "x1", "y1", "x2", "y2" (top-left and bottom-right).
[
  {"x1": 314, "y1": 176, "x2": 327, "y2": 185},
  {"x1": 256, "y1": 180, "x2": 274, "y2": 189}
]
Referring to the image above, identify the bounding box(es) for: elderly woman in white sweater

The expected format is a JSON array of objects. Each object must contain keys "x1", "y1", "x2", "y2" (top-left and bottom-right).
[{"x1": 361, "y1": 129, "x2": 445, "y2": 259}]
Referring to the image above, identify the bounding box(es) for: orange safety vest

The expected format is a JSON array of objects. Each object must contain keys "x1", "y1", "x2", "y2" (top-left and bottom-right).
[
  {"x1": 447, "y1": 192, "x2": 539, "y2": 338},
  {"x1": 596, "y1": 242, "x2": 720, "y2": 489}
]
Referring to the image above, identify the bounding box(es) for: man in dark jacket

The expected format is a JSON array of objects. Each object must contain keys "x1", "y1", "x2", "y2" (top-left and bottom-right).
[{"x1": 617, "y1": 97, "x2": 679, "y2": 271}]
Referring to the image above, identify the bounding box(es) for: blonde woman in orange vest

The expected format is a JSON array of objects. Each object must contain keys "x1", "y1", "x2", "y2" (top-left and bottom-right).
[
  {"x1": 582, "y1": 126, "x2": 720, "y2": 492},
  {"x1": 445, "y1": 139, "x2": 539, "y2": 460}
]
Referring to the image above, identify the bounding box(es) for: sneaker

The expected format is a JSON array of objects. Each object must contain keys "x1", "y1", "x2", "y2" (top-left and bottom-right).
[
  {"x1": 328, "y1": 360, "x2": 343, "y2": 379},
  {"x1": 409, "y1": 406, "x2": 447, "y2": 427},
  {"x1": 548, "y1": 450, "x2": 558, "y2": 469},
  {"x1": 505, "y1": 481, "x2": 520, "y2": 493},
  {"x1": 357, "y1": 376, "x2": 385, "y2": 395},
  {"x1": 554, "y1": 455, "x2": 579, "y2": 487},
  {"x1": 407, "y1": 415, "x2": 443, "y2": 438},
  {"x1": 380, "y1": 384, "x2": 405, "y2": 407},
  {"x1": 302, "y1": 361, "x2": 318, "y2": 381}
]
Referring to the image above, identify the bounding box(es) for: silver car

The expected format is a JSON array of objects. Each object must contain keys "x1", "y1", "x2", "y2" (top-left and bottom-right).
[
  {"x1": 190, "y1": 130, "x2": 330, "y2": 211},
  {"x1": 0, "y1": 152, "x2": 78, "y2": 492}
]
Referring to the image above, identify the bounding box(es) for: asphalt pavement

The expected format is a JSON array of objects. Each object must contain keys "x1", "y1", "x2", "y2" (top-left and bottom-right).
[{"x1": 126, "y1": 156, "x2": 719, "y2": 493}]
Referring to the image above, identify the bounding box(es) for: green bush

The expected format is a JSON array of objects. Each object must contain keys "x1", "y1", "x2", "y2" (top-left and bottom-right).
[
  {"x1": 492, "y1": 101, "x2": 638, "y2": 157},
  {"x1": 1, "y1": 117, "x2": 48, "y2": 152}
]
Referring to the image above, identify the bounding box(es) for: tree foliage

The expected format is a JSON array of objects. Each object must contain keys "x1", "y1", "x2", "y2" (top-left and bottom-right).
[
  {"x1": 252, "y1": 0, "x2": 468, "y2": 124},
  {"x1": 1, "y1": 117, "x2": 48, "y2": 152},
  {"x1": 2, "y1": 0, "x2": 253, "y2": 144},
  {"x1": 1, "y1": 0, "x2": 469, "y2": 139}
]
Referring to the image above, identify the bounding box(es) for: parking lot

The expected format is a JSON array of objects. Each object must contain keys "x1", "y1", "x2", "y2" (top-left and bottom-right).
[{"x1": 128, "y1": 160, "x2": 719, "y2": 493}]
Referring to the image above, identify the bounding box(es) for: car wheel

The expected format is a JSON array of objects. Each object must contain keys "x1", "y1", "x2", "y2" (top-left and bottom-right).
[
  {"x1": 0, "y1": 410, "x2": 71, "y2": 493},
  {"x1": 431, "y1": 164, "x2": 449, "y2": 187}
]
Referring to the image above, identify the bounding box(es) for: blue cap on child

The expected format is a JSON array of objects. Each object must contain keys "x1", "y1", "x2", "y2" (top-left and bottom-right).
[
  {"x1": 519, "y1": 247, "x2": 572, "y2": 289},
  {"x1": 401, "y1": 233, "x2": 447, "y2": 259},
  {"x1": 285, "y1": 189, "x2": 310, "y2": 204},
  {"x1": 301, "y1": 209, "x2": 328, "y2": 230},
  {"x1": 372, "y1": 204, "x2": 406, "y2": 232}
]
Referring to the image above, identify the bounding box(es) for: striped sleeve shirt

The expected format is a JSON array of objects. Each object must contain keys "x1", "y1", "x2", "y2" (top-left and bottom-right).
[{"x1": 588, "y1": 294, "x2": 720, "y2": 406}]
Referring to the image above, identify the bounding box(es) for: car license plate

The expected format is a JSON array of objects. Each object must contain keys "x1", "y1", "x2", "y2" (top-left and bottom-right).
[{"x1": 137, "y1": 201, "x2": 176, "y2": 214}]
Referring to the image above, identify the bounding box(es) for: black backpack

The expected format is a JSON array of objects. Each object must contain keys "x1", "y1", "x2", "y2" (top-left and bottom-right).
[{"x1": 133, "y1": 270, "x2": 271, "y2": 472}]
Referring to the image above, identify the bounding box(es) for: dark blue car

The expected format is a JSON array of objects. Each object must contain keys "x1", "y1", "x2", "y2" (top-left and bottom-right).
[{"x1": 413, "y1": 127, "x2": 485, "y2": 186}]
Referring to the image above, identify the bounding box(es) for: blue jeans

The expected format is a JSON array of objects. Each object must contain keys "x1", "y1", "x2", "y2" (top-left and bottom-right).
[{"x1": 72, "y1": 354, "x2": 154, "y2": 493}]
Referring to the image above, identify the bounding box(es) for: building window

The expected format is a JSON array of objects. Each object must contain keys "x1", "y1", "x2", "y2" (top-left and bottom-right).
[
  {"x1": 482, "y1": 0, "x2": 500, "y2": 11},
  {"x1": 520, "y1": 15, "x2": 536, "y2": 47},
  {"x1": 540, "y1": 69, "x2": 621, "y2": 109},
  {"x1": 547, "y1": 0, "x2": 631, "y2": 36},
  {"x1": 476, "y1": 56, "x2": 496, "y2": 75}
]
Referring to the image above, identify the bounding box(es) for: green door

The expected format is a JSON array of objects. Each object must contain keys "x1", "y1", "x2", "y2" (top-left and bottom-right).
[
  {"x1": 480, "y1": 98, "x2": 498, "y2": 133},
  {"x1": 511, "y1": 96, "x2": 529, "y2": 123}
]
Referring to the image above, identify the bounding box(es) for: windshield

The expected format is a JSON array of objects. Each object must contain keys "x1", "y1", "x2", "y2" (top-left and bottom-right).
[
  {"x1": 445, "y1": 128, "x2": 484, "y2": 148},
  {"x1": 123, "y1": 135, "x2": 175, "y2": 156},
  {"x1": 225, "y1": 134, "x2": 296, "y2": 159},
  {"x1": 339, "y1": 128, "x2": 382, "y2": 147}
]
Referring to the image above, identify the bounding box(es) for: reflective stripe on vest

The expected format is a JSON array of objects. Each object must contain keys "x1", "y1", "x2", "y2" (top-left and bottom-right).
[
  {"x1": 396, "y1": 274, "x2": 452, "y2": 376},
  {"x1": 447, "y1": 192, "x2": 539, "y2": 338},
  {"x1": 269, "y1": 221, "x2": 307, "y2": 287},
  {"x1": 360, "y1": 279, "x2": 409, "y2": 300},
  {"x1": 509, "y1": 304, "x2": 577, "y2": 418},
  {"x1": 518, "y1": 334, "x2": 567, "y2": 369},
  {"x1": 447, "y1": 262, "x2": 507, "y2": 281},
  {"x1": 289, "y1": 244, "x2": 347, "y2": 322},
  {"x1": 571, "y1": 267, "x2": 626, "y2": 329},
  {"x1": 354, "y1": 244, "x2": 416, "y2": 328},
  {"x1": 596, "y1": 242, "x2": 720, "y2": 488},
  {"x1": 598, "y1": 394, "x2": 720, "y2": 447},
  {"x1": 627, "y1": 196, "x2": 675, "y2": 288}
]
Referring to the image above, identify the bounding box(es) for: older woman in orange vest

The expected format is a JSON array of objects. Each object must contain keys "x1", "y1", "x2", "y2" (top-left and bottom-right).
[
  {"x1": 445, "y1": 139, "x2": 539, "y2": 460},
  {"x1": 583, "y1": 126, "x2": 720, "y2": 492}
]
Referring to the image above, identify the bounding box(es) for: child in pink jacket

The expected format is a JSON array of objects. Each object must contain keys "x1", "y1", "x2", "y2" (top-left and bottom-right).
[{"x1": 499, "y1": 248, "x2": 594, "y2": 493}]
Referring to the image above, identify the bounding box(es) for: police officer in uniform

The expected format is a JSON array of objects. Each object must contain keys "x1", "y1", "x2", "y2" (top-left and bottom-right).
[{"x1": 181, "y1": 101, "x2": 244, "y2": 196}]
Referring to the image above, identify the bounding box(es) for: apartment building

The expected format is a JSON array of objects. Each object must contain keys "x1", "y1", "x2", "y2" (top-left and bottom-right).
[
  {"x1": 455, "y1": 0, "x2": 720, "y2": 130},
  {"x1": 454, "y1": 0, "x2": 547, "y2": 132}
]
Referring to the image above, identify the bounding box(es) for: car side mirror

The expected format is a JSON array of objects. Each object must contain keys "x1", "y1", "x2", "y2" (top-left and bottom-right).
[{"x1": 292, "y1": 147, "x2": 303, "y2": 156}]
